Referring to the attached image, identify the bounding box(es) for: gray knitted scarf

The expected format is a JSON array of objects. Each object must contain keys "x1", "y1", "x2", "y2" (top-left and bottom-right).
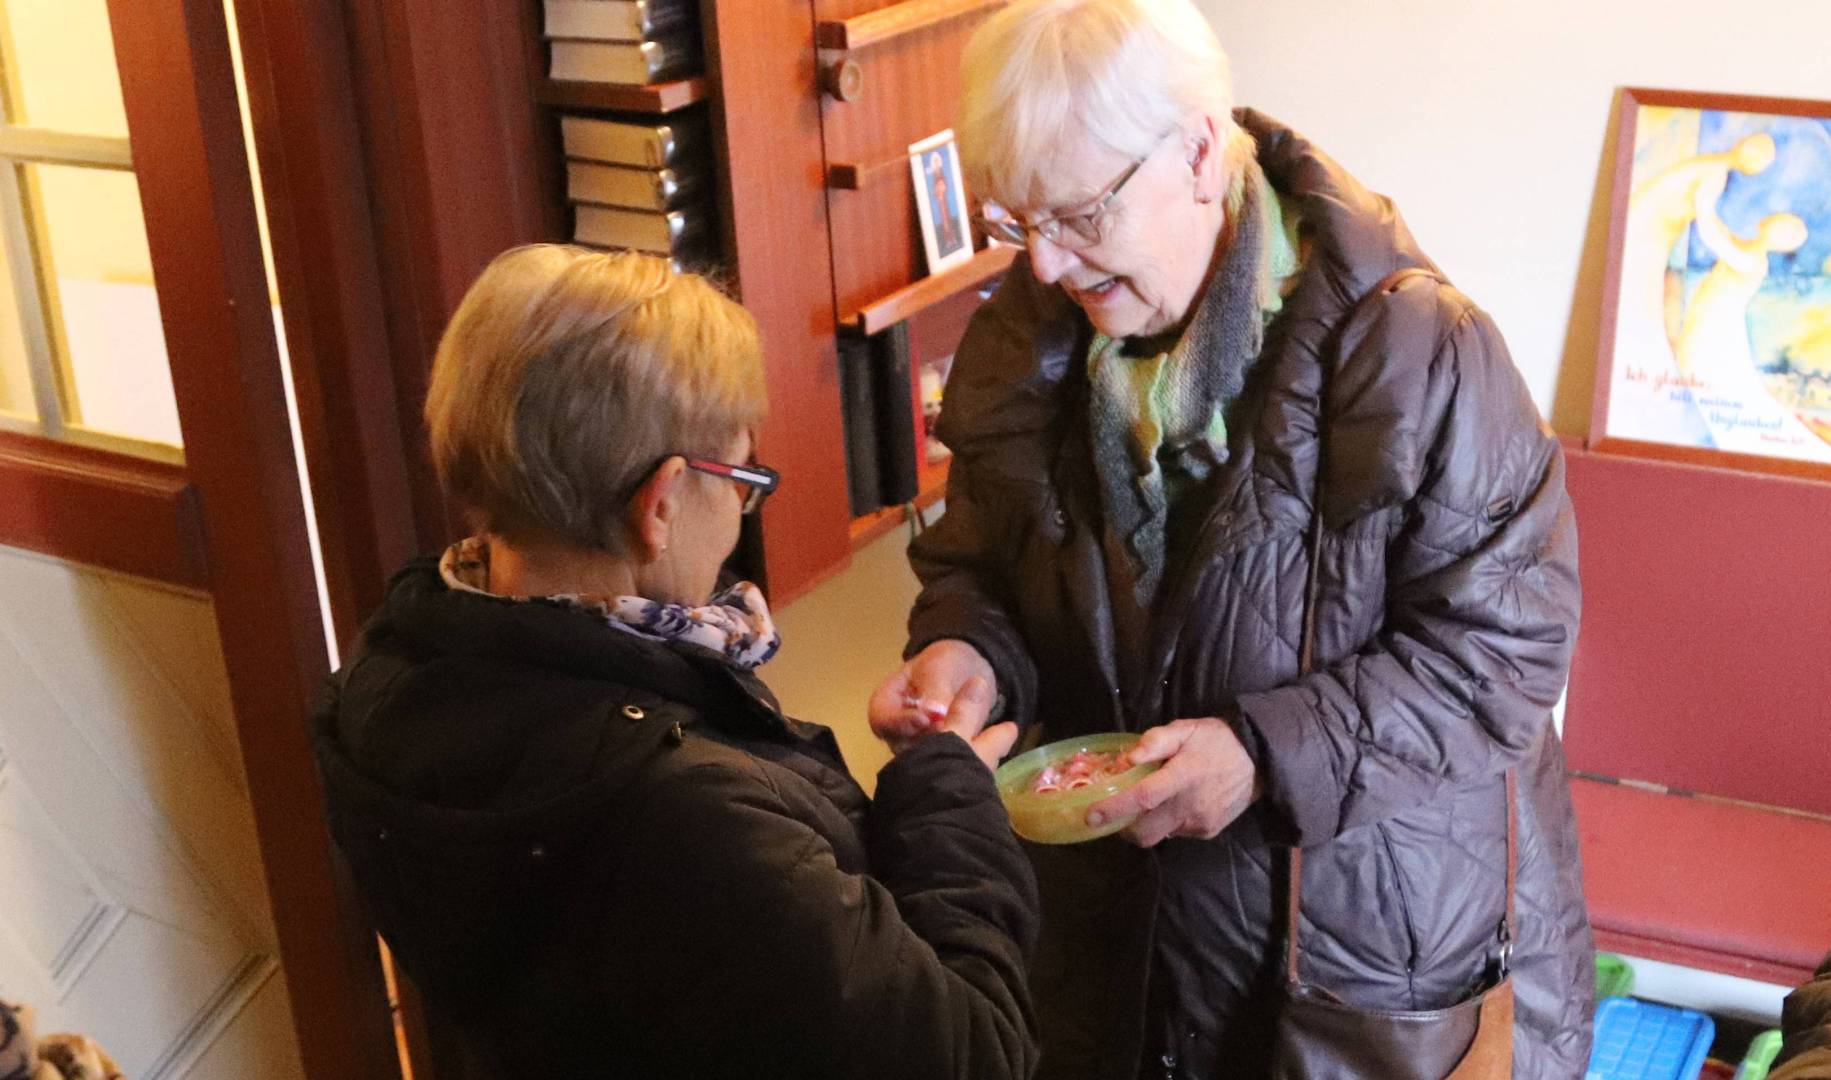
[{"x1": 1088, "y1": 159, "x2": 1273, "y2": 667}]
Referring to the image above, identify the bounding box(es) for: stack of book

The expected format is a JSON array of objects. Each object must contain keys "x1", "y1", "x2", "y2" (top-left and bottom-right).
[
  {"x1": 544, "y1": 0, "x2": 701, "y2": 85},
  {"x1": 559, "y1": 112, "x2": 719, "y2": 270}
]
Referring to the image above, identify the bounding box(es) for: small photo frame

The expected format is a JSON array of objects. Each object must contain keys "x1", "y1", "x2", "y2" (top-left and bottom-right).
[{"x1": 909, "y1": 129, "x2": 974, "y2": 276}]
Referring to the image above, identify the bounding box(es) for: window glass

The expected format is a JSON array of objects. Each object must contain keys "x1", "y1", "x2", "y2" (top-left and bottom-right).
[
  {"x1": 27, "y1": 163, "x2": 180, "y2": 448},
  {"x1": 0, "y1": 0, "x2": 132, "y2": 138},
  {"x1": 0, "y1": 225, "x2": 33, "y2": 419}
]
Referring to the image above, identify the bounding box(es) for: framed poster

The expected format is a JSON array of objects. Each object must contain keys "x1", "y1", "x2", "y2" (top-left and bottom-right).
[
  {"x1": 909, "y1": 129, "x2": 974, "y2": 276},
  {"x1": 1592, "y1": 87, "x2": 1831, "y2": 481}
]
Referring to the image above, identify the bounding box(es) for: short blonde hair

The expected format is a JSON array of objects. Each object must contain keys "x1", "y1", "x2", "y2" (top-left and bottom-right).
[
  {"x1": 958, "y1": 0, "x2": 1254, "y2": 210},
  {"x1": 425, "y1": 245, "x2": 766, "y2": 553}
]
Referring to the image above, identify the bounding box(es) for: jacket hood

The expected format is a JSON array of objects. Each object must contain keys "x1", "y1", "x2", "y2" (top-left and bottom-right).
[{"x1": 1240, "y1": 108, "x2": 1435, "y2": 312}]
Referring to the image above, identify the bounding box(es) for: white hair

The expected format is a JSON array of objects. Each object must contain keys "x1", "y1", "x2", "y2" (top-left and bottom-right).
[{"x1": 958, "y1": 0, "x2": 1252, "y2": 211}]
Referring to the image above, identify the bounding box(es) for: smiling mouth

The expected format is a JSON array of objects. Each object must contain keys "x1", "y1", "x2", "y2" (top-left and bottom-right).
[{"x1": 1072, "y1": 277, "x2": 1122, "y2": 302}]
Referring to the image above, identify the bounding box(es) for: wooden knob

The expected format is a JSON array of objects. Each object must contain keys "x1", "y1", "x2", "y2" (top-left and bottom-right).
[{"x1": 820, "y1": 57, "x2": 863, "y2": 102}]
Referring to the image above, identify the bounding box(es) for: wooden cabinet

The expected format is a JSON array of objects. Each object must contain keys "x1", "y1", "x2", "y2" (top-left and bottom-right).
[
  {"x1": 241, "y1": 0, "x2": 1013, "y2": 617},
  {"x1": 706, "y1": 0, "x2": 1010, "y2": 600},
  {"x1": 811, "y1": 0, "x2": 992, "y2": 319},
  {"x1": 530, "y1": 0, "x2": 1010, "y2": 602}
]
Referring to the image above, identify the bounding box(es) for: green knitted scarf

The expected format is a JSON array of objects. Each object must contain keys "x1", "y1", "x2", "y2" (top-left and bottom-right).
[{"x1": 1087, "y1": 158, "x2": 1293, "y2": 675}]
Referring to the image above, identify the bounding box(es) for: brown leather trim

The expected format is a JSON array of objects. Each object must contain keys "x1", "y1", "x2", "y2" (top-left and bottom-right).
[
  {"x1": 1505, "y1": 768, "x2": 1518, "y2": 937},
  {"x1": 1286, "y1": 846, "x2": 1304, "y2": 984},
  {"x1": 1444, "y1": 984, "x2": 1515, "y2": 1079}
]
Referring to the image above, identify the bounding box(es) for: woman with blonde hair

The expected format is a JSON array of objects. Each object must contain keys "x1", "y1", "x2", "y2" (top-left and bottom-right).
[
  {"x1": 869, "y1": 1, "x2": 1594, "y2": 1076},
  {"x1": 313, "y1": 245, "x2": 1038, "y2": 1078}
]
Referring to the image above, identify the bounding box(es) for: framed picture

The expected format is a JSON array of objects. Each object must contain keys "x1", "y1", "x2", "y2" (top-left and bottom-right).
[
  {"x1": 909, "y1": 129, "x2": 974, "y2": 276},
  {"x1": 1592, "y1": 87, "x2": 1831, "y2": 481}
]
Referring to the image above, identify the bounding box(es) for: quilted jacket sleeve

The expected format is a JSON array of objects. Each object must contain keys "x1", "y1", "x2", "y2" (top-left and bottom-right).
[
  {"x1": 905, "y1": 452, "x2": 1043, "y2": 730},
  {"x1": 905, "y1": 268, "x2": 1073, "y2": 733},
  {"x1": 1232, "y1": 288, "x2": 1581, "y2": 842},
  {"x1": 623, "y1": 733, "x2": 1039, "y2": 1080}
]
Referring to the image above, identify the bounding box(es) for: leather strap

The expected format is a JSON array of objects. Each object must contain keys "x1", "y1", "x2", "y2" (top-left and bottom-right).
[
  {"x1": 1500, "y1": 768, "x2": 1518, "y2": 976},
  {"x1": 1283, "y1": 263, "x2": 1518, "y2": 988},
  {"x1": 1285, "y1": 846, "x2": 1305, "y2": 984}
]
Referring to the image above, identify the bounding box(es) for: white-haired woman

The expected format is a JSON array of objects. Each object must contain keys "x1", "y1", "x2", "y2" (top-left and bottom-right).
[
  {"x1": 313, "y1": 246, "x2": 1040, "y2": 1078},
  {"x1": 869, "y1": 1, "x2": 1595, "y2": 1076}
]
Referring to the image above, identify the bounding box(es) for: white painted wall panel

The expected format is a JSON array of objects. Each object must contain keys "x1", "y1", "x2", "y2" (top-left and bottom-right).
[{"x1": 0, "y1": 544, "x2": 303, "y2": 1078}]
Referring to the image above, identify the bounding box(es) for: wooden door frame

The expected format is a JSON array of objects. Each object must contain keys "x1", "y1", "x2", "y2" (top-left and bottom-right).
[
  {"x1": 103, "y1": 1, "x2": 402, "y2": 1077},
  {"x1": 228, "y1": 0, "x2": 566, "y2": 646},
  {"x1": 221, "y1": 1, "x2": 561, "y2": 1075}
]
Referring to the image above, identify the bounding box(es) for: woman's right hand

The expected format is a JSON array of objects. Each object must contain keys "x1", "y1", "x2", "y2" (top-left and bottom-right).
[{"x1": 870, "y1": 639, "x2": 1001, "y2": 753}]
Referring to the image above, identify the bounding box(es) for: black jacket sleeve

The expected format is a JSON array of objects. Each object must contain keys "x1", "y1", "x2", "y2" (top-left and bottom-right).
[
  {"x1": 622, "y1": 733, "x2": 1038, "y2": 1080},
  {"x1": 906, "y1": 451, "x2": 1043, "y2": 730}
]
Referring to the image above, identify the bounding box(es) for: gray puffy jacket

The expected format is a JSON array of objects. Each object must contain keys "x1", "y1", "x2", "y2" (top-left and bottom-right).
[{"x1": 905, "y1": 110, "x2": 1595, "y2": 1079}]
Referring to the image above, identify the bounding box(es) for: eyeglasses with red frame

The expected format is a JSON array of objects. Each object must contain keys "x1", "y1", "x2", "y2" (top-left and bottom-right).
[{"x1": 680, "y1": 456, "x2": 779, "y2": 514}]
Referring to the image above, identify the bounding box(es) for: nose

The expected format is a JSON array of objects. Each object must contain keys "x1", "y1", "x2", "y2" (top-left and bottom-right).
[{"x1": 1025, "y1": 232, "x2": 1078, "y2": 285}]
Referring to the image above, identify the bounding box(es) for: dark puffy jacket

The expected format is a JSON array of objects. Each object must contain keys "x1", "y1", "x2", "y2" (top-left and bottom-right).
[
  {"x1": 313, "y1": 559, "x2": 1039, "y2": 1079},
  {"x1": 1773, "y1": 953, "x2": 1831, "y2": 1080},
  {"x1": 906, "y1": 110, "x2": 1594, "y2": 1078}
]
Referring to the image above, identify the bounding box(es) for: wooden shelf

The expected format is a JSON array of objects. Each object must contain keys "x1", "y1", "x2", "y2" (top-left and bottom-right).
[
  {"x1": 826, "y1": 157, "x2": 905, "y2": 190},
  {"x1": 815, "y1": 0, "x2": 1001, "y2": 52},
  {"x1": 535, "y1": 77, "x2": 709, "y2": 114},
  {"x1": 849, "y1": 456, "x2": 949, "y2": 547},
  {"x1": 843, "y1": 243, "x2": 1016, "y2": 336}
]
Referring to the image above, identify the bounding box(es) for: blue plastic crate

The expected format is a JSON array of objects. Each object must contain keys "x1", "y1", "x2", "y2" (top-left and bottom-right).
[{"x1": 1586, "y1": 998, "x2": 1715, "y2": 1080}]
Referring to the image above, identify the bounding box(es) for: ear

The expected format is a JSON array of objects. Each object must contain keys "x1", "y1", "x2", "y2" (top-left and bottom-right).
[
  {"x1": 627, "y1": 457, "x2": 686, "y2": 561},
  {"x1": 1186, "y1": 114, "x2": 1225, "y2": 204}
]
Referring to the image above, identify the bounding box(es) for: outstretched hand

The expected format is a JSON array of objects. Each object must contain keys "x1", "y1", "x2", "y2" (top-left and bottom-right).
[
  {"x1": 869, "y1": 640, "x2": 997, "y2": 748},
  {"x1": 1086, "y1": 717, "x2": 1259, "y2": 847},
  {"x1": 868, "y1": 641, "x2": 1012, "y2": 771}
]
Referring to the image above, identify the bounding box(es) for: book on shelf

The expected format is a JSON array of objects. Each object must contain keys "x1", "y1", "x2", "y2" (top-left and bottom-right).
[
  {"x1": 837, "y1": 325, "x2": 920, "y2": 515},
  {"x1": 573, "y1": 204, "x2": 715, "y2": 260},
  {"x1": 873, "y1": 322, "x2": 920, "y2": 507},
  {"x1": 837, "y1": 336, "x2": 883, "y2": 518},
  {"x1": 566, "y1": 161, "x2": 703, "y2": 212},
  {"x1": 560, "y1": 113, "x2": 711, "y2": 169},
  {"x1": 543, "y1": 0, "x2": 695, "y2": 42},
  {"x1": 549, "y1": 33, "x2": 700, "y2": 85}
]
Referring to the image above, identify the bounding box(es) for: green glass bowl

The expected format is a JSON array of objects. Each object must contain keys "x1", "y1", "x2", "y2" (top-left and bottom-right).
[{"x1": 994, "y1": 732, "x2": 1160, "y2": 844}]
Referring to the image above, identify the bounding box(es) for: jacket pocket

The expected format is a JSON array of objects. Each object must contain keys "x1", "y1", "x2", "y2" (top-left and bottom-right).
[{"x1": 1374, "y1": 821, "x2": 1423, "y2": 1009}]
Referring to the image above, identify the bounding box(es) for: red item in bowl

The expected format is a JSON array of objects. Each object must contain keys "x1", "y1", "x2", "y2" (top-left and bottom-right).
[{"x1": 1030, "y1": 750, "x2": 1129, "y2": 795}]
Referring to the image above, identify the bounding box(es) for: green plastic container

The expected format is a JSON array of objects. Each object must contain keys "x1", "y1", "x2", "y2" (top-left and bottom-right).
[
  {"x1": 1735, "y1": 1029, "x2": 1784, "y2": 1080},
  {"x1": 994, "y1": 732, "x2": 1161, "y2": 844},
  {"x1": 1595, "y1": 952, "x2": 1635, "y2": 999}
]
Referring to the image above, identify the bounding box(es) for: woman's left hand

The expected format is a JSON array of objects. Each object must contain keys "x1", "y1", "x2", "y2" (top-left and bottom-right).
[{"x1": 1087, "y1": 718, "x2": 1260, "y2": 847}]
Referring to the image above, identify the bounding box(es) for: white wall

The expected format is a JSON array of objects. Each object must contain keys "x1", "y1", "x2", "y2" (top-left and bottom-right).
[{"x1": 1198, "y1": 0, "x2": 1831, "y2": 433}]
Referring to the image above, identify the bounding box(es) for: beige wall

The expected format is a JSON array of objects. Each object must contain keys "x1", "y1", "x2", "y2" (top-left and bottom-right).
[{"x1": 1198, "y1": 0, "x2": 1831, "y2": 434}]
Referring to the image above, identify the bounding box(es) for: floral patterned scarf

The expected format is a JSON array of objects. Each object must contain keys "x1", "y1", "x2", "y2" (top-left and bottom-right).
[{"x1": 439, "y1": 537, "x2": 781, "y2": 669}]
